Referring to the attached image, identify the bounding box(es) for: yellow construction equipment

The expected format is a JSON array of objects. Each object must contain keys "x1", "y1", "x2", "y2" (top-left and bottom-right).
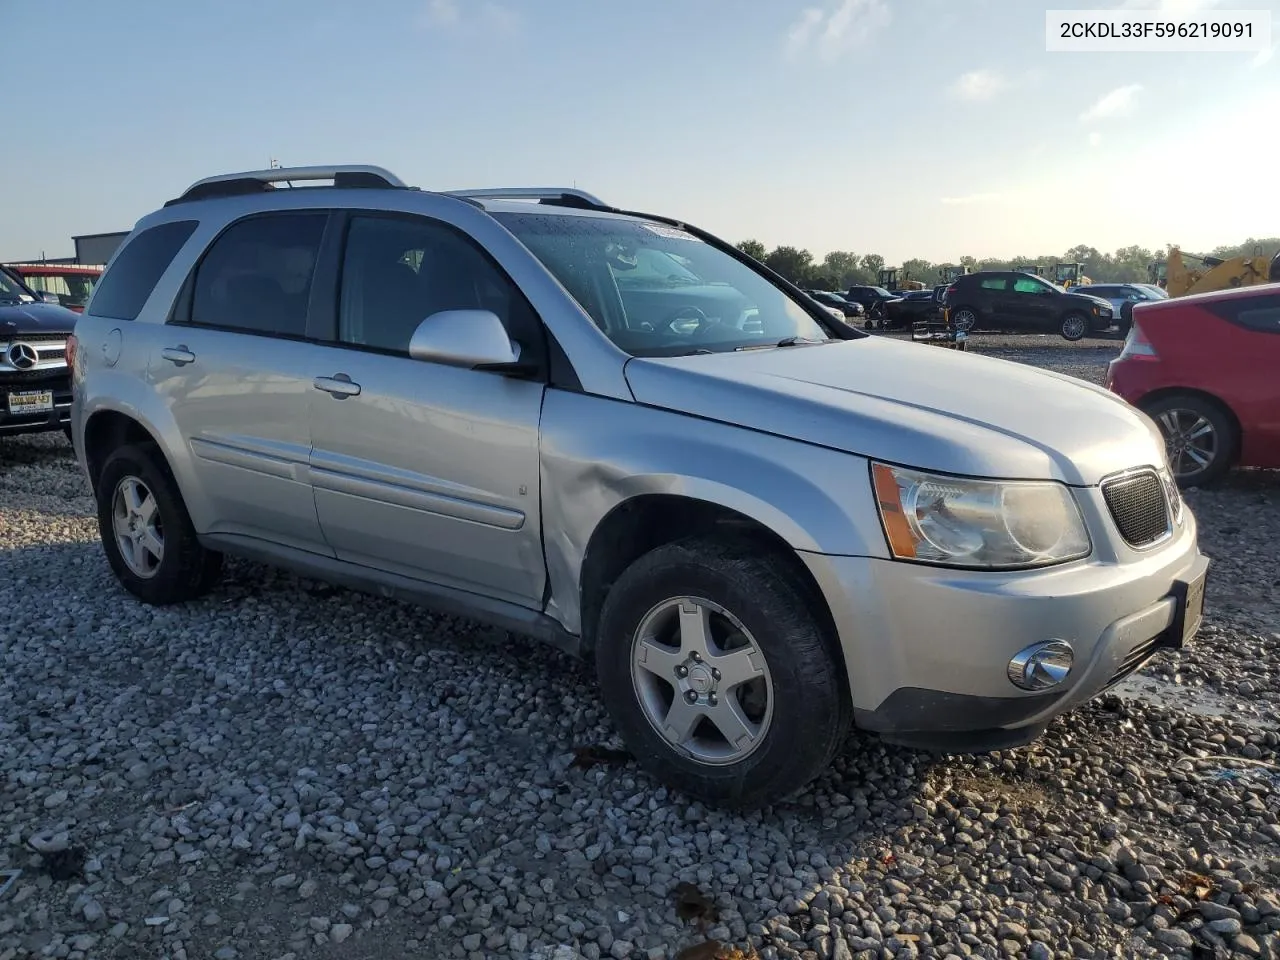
[
  {"x1": 878, "y1": 268, "x2": 925, "y2": 291},
  {"x1": 1054, "y1": 262, "x2": 1092, "y2": 288},
  {"x1": 1149, "y1": 245, "x2": 1279, "y2": 298}
]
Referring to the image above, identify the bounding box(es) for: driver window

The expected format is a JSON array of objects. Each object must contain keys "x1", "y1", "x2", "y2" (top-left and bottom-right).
[
  {"x1": 338, "y1": 215, "x2": 526, "y2": 354},
  {"x1": 1012, "y1": 276, "x2": 1046, "y2": 294}
]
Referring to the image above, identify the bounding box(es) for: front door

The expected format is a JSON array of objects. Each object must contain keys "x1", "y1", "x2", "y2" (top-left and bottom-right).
[
  {"x1": 307, "y1": 212, "x2": 547, "y2": 607},
  {"x1": 153, "y1": 210, "x2": 333, "y2": 555},
  {"x1": 1006, "y1": 273, "x2": 1056, "y2": 331}
]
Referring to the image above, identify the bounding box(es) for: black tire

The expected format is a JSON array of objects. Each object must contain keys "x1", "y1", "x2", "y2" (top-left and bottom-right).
[
  {"x1": 95, "y1": 443, "x2": 223, "y2": 604},
  {"x1": 595, "y1": 536, "x2": 849, "y2": 809},
  {"x1": 61, "y1": 423, "x2": 73, "y2": 443},
  {"x1": 1060, "y1": 312, "x2": 1088, "y2": 341},
  {"x1": 1140, "y1": 394, "x2": 1237, "y2": 488},
  {"x1": 1117, "y1": 301, "x2": 1133, "y2": 337}
]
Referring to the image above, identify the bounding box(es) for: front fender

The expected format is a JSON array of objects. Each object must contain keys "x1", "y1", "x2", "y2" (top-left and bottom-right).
[{"x1": 539, "y1": 389, "x2": 887, "y2": 634}]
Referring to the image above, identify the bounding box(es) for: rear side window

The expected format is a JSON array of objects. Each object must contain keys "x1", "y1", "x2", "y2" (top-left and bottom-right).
[
  {"x1": 1235, "y1": 304, "x2": 1280, "y2": 333},
  {"x1": 979, "y1": 277, "x2": 1007, "y2": 291},
  {"x1": 89, "y1": 220, "x2": 198, "y2": 320},
  {"x1": 190, "y1": 213, "x2": 327, "y2": 338}
]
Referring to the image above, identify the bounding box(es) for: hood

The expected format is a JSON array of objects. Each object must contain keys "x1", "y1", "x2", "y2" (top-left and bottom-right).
[
  {"x1": 623, "y1": 337, "x2": 1166, "y2": 485},
  {"x1": 1067, "y1": 291, "x2": 1112, "y2": 311},
  {"x1": 0, "y1": 301, "x2": 80, "y2": 337}
]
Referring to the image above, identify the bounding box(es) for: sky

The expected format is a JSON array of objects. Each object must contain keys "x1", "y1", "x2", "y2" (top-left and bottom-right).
[{"x1": 3, "y1": 0, "x2": 1279, "y2": 265}]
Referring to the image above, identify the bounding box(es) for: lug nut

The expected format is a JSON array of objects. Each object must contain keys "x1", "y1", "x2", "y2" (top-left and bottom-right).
[
  {"x1": 711, "y1": 668, "x2": 721, "y2": 681},
  {"x1": 675, "y1": 665, "x2": 688, "y2": 678},
  {"x1": 708, "y1": 693, "x2": 717, "y2": 706},
  {"x1": 690, "y1": 652, "x2": 701, "y2": 662},
  {"x1": 684, "y1": 690, "x2": 698, "y2": 704}
]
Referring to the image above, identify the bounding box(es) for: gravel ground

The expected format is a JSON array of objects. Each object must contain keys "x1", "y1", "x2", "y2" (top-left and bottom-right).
[{"x1": 2, "y1": 334, "x2": 1278, "y2": 960}]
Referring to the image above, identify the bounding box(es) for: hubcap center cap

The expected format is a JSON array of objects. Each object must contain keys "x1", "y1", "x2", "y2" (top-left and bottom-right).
[{"x1": 687, "y1": 664, "x2": 714, "y2": 694}]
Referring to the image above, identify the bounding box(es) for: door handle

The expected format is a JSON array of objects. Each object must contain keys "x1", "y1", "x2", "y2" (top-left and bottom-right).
[
  {"x1": 160, "y1": 346, "x2": 196, "y2": 366},
  {"x1": 313, "y1": 374, "x2": 361, "y2": 399}
]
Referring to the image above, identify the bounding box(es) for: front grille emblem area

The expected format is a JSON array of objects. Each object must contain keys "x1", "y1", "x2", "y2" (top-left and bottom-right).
[{"x1": 7, "y1": 342, "x2": 38, "y2": 369}]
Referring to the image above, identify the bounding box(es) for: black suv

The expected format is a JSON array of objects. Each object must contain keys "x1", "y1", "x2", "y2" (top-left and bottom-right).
[
  {"x1": 844, "y1": 284, "x2": 903, "y2": 328},
  {"x1": 941, "y1": 271, "x2": 1114, "y2": 341},
  {"x1": 0, "y1": 265, "x2": 79, "y2": 439}
]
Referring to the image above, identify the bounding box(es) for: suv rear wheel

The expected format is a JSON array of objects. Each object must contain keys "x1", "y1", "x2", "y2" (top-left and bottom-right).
[
  {"x1": 95, "y1": 444, "x2": 223, "y2": 604},
  {"x1": 1060, "y1": 312, "x2": 1088, "y2": 341},
  {"x1": 595, "y1": 536, "x2": 849, "y2": 809},
  {"x1": 951, "y1": 306, "x2": 978, "y2": 332}
]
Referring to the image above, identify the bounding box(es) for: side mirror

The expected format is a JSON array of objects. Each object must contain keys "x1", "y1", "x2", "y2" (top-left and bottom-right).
[
  {"x1": 40, "y1": 292, "x2": 61, "y2": 304},
  {"x1": 407, "y1": 309, "x2": 530, "y2": 373}
]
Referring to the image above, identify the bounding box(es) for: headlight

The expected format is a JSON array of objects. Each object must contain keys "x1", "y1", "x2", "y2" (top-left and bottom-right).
[{"x1": 871, "y1": 463, "x2": 1092, "y2": 568}]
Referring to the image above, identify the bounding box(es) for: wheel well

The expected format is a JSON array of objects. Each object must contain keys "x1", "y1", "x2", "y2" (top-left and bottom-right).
[
  {"x1": 83, "y1": 411, "x2": 160, "y2": 489},
  {"x1": 578, "y1": 495, "x2": 841, "y2": 661},
  {"x1": 1137, "y1": 387, "x2": 1243, "y2": 461}
]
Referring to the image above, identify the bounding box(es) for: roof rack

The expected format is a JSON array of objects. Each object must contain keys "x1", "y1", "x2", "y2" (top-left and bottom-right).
[
  {"x1": 445, "y1": 187, "x2": 609, "y2": 209},
  {"x1": 166, "y1": 165, "x2": 410, "y2": 206}
]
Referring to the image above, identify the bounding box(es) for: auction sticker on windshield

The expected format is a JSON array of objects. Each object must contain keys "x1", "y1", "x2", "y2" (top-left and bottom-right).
[{"x1": 639, "y1": 224, "x2": 703, "y2": 242}]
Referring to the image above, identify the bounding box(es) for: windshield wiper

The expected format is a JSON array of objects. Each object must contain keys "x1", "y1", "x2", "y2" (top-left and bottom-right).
[{"x1": 735, "y1": 336, "x2": 829, "y2": 351}]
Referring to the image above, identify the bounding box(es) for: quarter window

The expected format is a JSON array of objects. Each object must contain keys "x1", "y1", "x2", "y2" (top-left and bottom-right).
[
  {"x1": 89, "y1": 220, "x2": 198, "y2": 321},
  {"x1": 337, "y1": 215, "x2": 534, "y2": 355},
  {"x1": 189, "y1": 213, "x2": 327, "y2": 337},
  {"x1": 1236, "y1": 305, "x2": 1280, "y2": 333}
]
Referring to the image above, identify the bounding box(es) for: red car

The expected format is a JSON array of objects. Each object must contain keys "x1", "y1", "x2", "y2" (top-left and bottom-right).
[
  {"x1": 1106, "y1": 282, "x2": 1280, "y2": 487},
  {"x1": 2, "y1": 263, "x2": 103, "y2": 313}
]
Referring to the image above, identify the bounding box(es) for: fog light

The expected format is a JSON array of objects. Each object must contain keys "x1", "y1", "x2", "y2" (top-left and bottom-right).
[{"x1": 1007, "y1": 640, "x2": 1074, "y2": 691}]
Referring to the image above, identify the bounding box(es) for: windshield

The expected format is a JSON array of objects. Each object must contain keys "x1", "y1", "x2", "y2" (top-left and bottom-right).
[
  {"x1": 0, "y1": 268, "x2": 36, "y2": 304},
  {"x1": 494, "y1": 211, "x2": 832, "y2": 356},
  {"x1": 871, "y1": 286, "x2": 893, "y2": 297},
  {"x1": 20, "y1": 271, "x2": 98, "y2": 308},
  {"x1": 1136, "y1": 283, "x2": 1168, "y2": 299}
]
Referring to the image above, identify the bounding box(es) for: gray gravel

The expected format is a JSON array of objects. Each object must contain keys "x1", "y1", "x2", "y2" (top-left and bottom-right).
[{"x1": 2, "y1": 335, "x2": 1278, "y2": 960}]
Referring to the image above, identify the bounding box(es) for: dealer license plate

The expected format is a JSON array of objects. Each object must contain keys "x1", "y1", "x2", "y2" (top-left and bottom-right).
[{"x1": 7, "y1": 390, "x2": 54, "y2": 415}]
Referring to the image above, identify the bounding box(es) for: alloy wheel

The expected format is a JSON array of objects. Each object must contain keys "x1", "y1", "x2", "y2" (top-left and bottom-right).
[
  {"x1": 630, "y1": 597, "x2": 774, "y2": 765},
  {"x1": 1157, "y1": 409, "x2": 1218, "y2": 480},
  {"x1": 111, "y1": 476, "x2": 164, "y2": 578}
]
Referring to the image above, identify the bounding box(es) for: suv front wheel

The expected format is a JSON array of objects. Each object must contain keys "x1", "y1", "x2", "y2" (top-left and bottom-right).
[
  {"x1": 595, "y1": 536, "x2": 849, "y2": 809},
  {"x1": 95, "y1": 444, "x2": 223, "y2": 605}
]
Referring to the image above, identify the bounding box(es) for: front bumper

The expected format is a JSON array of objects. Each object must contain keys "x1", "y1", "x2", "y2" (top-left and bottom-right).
[
  {"x1": 800, "y1": 509, "x2": 1207, "y2": 751},
  {"x1": 0, "y1": 372, "x2": 72, "y2": 436}
]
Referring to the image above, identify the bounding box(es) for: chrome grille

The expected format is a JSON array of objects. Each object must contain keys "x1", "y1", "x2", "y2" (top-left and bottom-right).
[
  {"x1": 1102, "y1": 469, "x2": 1170, "y2": 548},
  {"x1": 0, "y1": 336, "x2": 68, "y2": 374}
]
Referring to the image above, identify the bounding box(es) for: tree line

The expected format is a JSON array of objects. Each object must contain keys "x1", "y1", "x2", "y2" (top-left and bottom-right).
[{"x1": 734, "y1": 238, "x2": 1280, "y2": 291}]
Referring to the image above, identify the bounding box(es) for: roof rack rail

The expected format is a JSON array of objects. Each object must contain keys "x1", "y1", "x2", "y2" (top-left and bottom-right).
[
  {"x1": 445, "y1": 187, "x2": 608, "y2": 209},
  {"x1": 166, "y1": 165, "x2": 410, "y2": 206}
]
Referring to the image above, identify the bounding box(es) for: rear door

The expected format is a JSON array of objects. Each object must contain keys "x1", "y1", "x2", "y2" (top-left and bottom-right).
[
  {"x1": 973, "y1": 275, "x2": 1010, "y2": 326},
  {"x1": 152, "y1": 211, "x2": 334, "y2": 554}
]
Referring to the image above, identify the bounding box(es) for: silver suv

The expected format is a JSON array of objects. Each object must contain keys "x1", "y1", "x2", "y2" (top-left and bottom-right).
[{"x1": 69, "y1": 165, "x2": 1209, "y2": 809}]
